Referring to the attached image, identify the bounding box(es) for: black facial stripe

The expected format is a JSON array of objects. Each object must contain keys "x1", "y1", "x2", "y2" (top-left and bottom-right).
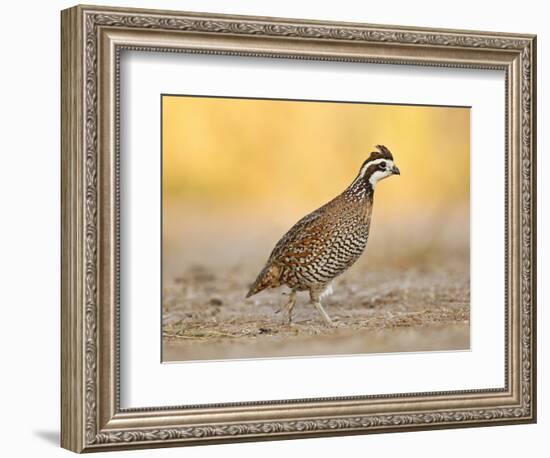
[{"x1": 362, "y1": 163, "x2": 381, "y2": 180}]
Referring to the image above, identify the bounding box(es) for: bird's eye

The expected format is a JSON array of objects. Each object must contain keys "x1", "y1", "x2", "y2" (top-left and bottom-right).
[{"x1": 378, "y1": 162, "x2": 386, "y2": 170}]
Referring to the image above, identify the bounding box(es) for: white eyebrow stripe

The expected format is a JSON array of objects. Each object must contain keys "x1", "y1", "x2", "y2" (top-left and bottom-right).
[{"x1": 359, "y1": 158, "x2": 393, "y2": 177}]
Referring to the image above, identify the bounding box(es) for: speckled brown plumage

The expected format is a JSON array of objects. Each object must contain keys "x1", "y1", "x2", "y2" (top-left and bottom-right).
[{"x1": 247, "y1": 145, "x2": 400, "y2": 326}]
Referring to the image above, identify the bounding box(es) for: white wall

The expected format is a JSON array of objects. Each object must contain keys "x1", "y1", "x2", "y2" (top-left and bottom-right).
[{"x1": 0, "y1": 0, "x2": 545, "y2": 456}]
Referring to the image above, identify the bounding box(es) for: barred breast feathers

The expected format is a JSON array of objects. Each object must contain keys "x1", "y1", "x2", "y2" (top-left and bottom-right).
[{"x1": 246, "y1": 191, "x2": 374, "y2": 297}]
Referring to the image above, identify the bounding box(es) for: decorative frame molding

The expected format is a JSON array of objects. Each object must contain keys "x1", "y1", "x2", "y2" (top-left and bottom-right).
[{"x1": 61, "y1": 4, "x2": 536, "y2": 453}]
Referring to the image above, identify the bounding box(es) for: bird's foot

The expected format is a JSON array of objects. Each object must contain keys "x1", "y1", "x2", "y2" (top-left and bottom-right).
[
  {"x1": 312, "y1": 301, "x2": 336, "y2": 327},
  {"x1": 324, "y1": 318, "x2": 337, "y2": 328},
  {"x1": 282, "y1": 314, "x2": 294, "y2": 326}
]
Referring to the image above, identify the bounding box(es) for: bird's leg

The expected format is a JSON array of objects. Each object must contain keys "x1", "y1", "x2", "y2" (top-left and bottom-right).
[
  {"x1": 282, "y1": 290, "x2": 297, "y2": 325},
  {"x1": 313, "y1": 301, "x2": 334, "y2": 327},
  {"x1": 310, "y1": 288, "x2": 335, "y2": 327}
]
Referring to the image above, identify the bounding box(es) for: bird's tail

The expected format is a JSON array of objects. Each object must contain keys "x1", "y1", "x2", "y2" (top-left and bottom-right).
[{"x1": 246, "y1": 264, "x2": 281, "y2": 298}]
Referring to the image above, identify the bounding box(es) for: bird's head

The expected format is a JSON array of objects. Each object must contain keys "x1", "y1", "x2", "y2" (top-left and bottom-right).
[{"x1": 357, "y1": 145, "x2": 400, "y2": 188}]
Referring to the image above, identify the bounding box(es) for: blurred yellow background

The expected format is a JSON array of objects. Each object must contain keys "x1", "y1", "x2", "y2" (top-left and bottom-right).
[
  {"x1": 162, "y1": 95, "x2": 469, "y2": 275},
  {"x1": 163, "y1": 95, "x2": 469, "y2": 218}
]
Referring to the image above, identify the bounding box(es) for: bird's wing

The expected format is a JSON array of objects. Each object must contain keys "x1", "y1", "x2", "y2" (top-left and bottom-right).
[
  {"x1": 267, "y1": 205, "x2": 334, "y2": 265},
  {"x1": 247, "y1": 205, "x2": 333, "y2": 297}
]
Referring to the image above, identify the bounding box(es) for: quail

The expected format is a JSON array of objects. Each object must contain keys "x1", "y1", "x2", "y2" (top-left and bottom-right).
[{"x1": 246, "y1": 145, "x2": 400, "y2": 326}]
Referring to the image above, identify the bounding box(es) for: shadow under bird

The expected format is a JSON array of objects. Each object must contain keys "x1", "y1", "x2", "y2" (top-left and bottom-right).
[{"x1": 246, "y1": 145, "x2": 400, "y2": 326}]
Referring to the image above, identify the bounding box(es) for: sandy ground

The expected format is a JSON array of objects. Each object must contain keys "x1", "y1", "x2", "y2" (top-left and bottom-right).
[
  {"x1": 163, "y1": 324, "x2": 469, "y2": 361},
  {"x1": 162, "y1": 208, "x2": 470, "y2": 361}
]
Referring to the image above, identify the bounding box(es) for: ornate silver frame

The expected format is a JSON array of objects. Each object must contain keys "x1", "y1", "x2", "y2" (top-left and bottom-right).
[{"x1": 61, "y1": 4, "x2": 537, "y2": 453}]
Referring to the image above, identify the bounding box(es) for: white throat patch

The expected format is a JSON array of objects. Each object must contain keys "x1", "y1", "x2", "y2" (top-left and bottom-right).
[{"x1": 369, "y1": 170, "x2": 391, "y2": 187}]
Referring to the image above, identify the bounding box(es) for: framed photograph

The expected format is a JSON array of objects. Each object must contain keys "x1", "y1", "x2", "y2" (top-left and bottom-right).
[{"x1": 61, "y1": 4, "x2": 537, "y2": 453}]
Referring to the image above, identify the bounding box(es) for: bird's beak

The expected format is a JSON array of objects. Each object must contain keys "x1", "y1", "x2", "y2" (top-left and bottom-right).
[{"x1": 391, "y1": 165, "x2": 400, "y2": 175}]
